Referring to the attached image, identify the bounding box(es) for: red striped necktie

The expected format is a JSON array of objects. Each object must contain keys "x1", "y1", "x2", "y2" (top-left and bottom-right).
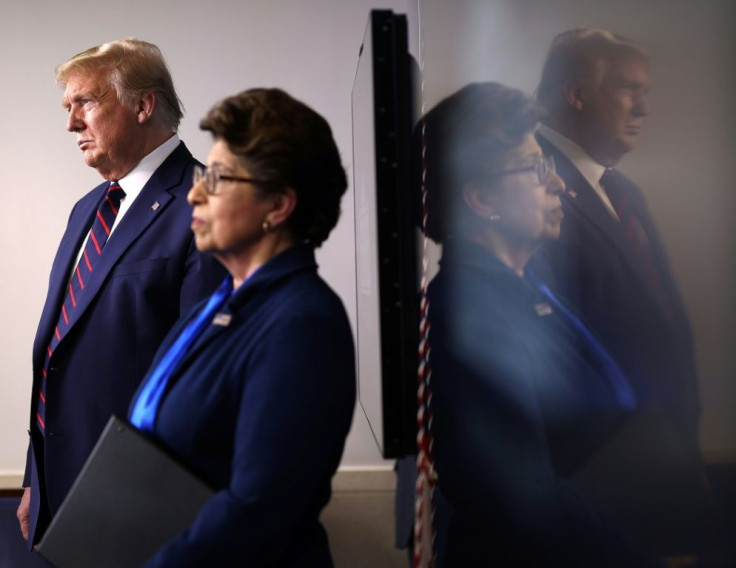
[
  {"x1": 600, "y1": 168, "x2": 674, "y2": 322},
  {"x1": 36, "y1": 182, "x2": 126, "y2": 435}
]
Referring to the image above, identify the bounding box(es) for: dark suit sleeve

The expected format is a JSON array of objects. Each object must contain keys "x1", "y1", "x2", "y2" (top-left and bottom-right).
[
  {"x1": 22, "y1": 442, "x2": 32, "y2": 487},
  {"x1": 23, "y1": 198, "x2": 84, "y2": 489},
  {"x1": 141, "y1": 308, "x2": 356, "y2": 567}
]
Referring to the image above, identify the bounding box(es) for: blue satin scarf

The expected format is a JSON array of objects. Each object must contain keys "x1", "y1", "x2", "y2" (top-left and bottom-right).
[
  {"x1": 535, "y1": 281, "x2": 637, "y2": 411},
  {"x1": 129, "y1": 275, "x2": 233, "y2": 432}
]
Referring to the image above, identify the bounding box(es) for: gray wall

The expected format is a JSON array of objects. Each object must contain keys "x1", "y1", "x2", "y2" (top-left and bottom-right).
[
  {"x1": 418, "y1": 0, "x2": 736, "y2": 459},
  {"x1": 0, "y1": 0, "x2": 420, "y2": 478},
  {"x1": 1, "y1": 0, "x2": 733, "y2": 480}
]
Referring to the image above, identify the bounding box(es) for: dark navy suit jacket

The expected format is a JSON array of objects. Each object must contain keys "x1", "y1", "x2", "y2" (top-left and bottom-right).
[
  {"x1": 424, "y1": 241, "x2": 648, "y2": 567},
  {"x1": 24, "y1": 142, "x2": 225, "y2": 545},
  {"x1": 133, "y1": 244, "x2": 356, "y2": 568},
  {"x1": 534, "y1": 134, "x2": 712, "y2": 555},
  {"x1": 535, "y1": 134, "x2": 699, "y2": 439}
]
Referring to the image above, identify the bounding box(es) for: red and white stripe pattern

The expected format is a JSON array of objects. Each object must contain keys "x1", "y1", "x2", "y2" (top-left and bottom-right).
[
  {"x1": 413, "y1": 108, "x2": 438, "y2": 567},
  {"x1": 36, "y1": 182, "x2": 125, "y2": 434}
]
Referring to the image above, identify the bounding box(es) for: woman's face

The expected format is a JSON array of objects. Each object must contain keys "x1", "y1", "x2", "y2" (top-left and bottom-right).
[
  {"x1": 187, "y1": 139, "x2": 274, "y2": 257},
  {"x1": 491, "y1": 132, "x2": 565, "y2": 242}
]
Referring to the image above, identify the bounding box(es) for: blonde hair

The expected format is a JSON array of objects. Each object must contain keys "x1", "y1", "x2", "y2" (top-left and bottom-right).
[
  {"x1": 537, "y1": 28, "x2": 648, "y2": 114},
  {"x1": 56, "y1": 38, "x2": 183, "y2": 131}
]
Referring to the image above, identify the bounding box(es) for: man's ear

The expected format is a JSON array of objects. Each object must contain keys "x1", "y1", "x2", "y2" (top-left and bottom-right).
[
  {"x1": 266, "y1": 187, "x2": 298, "y2": 229},
  {"x1": 462, "y1": 181, "x2": 498, "y2": 219},
  {"x1": 564, "y1": 81, "x2": 585, "y2": 112},
  {"x1": 136, "y1": 92, "x2": 156, "y2": 124}
]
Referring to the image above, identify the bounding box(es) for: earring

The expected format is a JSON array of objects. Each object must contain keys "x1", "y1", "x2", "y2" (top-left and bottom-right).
[
  {"x1": 262, "y1": 220, "x2": 271, "y2": 233},
  {"x1": 489, "y1": 214, "x2": 500, "y2": 222}
]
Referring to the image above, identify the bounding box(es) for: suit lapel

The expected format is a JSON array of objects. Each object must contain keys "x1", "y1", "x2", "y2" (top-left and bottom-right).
[
  {"x1": 163, "y1": 246, "x2": 315, "y2": 378},
  {"x1": 605, "y1": 173, "x2": 689, "y2": 324},
  {"x1": 174, "y1": 307, "x2": 233, "y2": 374},
  {"x1": 57, "y1": 143, "x2": 192, "y2": 343},
  {"x1": 142, "y1": 245, "x2": 315, "y2": 396},
  {"x1": 538, "y1": 135, "x2": 668, "y2": 314},
  {"x1": 538, "y1": 136, "x2": 624, "y2": 248},
  {"x1": 33, "y1": 185, "x2": 106, "y2": 365}
]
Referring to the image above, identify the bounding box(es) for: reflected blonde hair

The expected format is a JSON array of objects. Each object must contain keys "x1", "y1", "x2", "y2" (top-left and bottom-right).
[{"x1": 536, "y1": 28, "x2": 648, "y2": 114}]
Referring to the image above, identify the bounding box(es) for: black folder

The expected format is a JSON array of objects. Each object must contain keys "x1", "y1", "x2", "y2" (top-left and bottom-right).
[{"x1": 36, "y1": 415, "x2": 213, "y2": 568}]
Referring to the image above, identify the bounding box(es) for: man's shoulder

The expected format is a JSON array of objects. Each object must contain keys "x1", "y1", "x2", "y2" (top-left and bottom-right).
[
  {"x1": 537, "y1": 133, "x2": 591, "y2": 191},
  {"x1": 152, "y1": 141, "x2": 198, "y2": 180},
  {"x1": 608, "y1": 167, "x2": 646, "y2": 200},
  {"x1": 536, "y1": 128, "x2": 570, "y2": 163},
  {"x1": 141, "y1": 141, "x2": 200, "y2": 204},
  {"x1": 162, "y1": 140, "x2": 196, "y2": 166}
]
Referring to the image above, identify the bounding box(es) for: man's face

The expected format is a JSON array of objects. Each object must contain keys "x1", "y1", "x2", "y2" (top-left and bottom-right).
[
  {"x1": 578, "y1": 58, "x2": 651, "y2": 166},
  {"x1": 62, "y1": 68, "x2": 144, "y2": 180}
]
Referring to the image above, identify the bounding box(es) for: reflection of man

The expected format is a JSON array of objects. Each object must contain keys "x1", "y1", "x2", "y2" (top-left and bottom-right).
[
  {"x1": 534, "y1": 29, "x2": 718, "y2": 558},
  {"x1": 17, "y1": 39, "x2": 224, "y2": 547}
]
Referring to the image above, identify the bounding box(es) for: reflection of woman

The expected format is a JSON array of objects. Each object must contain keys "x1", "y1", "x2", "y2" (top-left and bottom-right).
[
  {"x1": 128, "y1": 89, "x2": 355, "y2": 567},
  {"x1": 423, "y1": 83, "x2": 645, "y2": 566}
]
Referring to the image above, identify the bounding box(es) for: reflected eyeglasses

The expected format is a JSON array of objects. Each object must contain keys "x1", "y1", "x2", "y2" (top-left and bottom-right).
[
  {"x1": 192, "y1": 165, "x2": 267, "y2": 195},
  {"x1": 493, "y1": 154, "x2": 556, "y2": 186}
]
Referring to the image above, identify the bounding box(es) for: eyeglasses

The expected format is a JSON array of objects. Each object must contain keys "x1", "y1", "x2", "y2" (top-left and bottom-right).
[
  {"x1": 493, "y1": 154, "x2": 556, "y2": 186},
  {"x1": 192, "y1": 165, "x2": 267, "y2": 195}
]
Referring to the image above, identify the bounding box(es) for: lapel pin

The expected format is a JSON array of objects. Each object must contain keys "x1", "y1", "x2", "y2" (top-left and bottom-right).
[
  {"x1": 151, "y1": 201, "x2": 160, "y2": 211},
  {"x1": 212, "y1": 313, "x2": 232, "y2": 327},
  {"x1": 535, "y1": 303, "x2": 552, "y2": 317},
  {"x1": 567, "y1": 190, "x2": 577, "y2": 199}
]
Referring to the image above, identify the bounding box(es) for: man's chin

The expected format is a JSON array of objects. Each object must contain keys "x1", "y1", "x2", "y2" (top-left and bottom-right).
[
  {"x1": 194, "y1": 235, "x2": 214, "y2": 254},
  {"x1": 83, "y1": 153, "x2": 100, "y2": 169},
  {"x1": 616, "y1": 136, "x2": 638, "y2": 154},
  {"x1": 542, "y1": 223, "x2": 562, "y2": 241},
  {"x1": 84, "y1": 156, "x2": 113, "y2": 179}
]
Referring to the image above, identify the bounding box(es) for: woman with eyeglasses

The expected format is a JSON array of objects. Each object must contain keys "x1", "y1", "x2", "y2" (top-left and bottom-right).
[
  {"x1": 127, "y1": 88, "x2": 355, "y2": 567},
  {"x1": 417, "y1": 83, "x2": 653, "y2": 566}
]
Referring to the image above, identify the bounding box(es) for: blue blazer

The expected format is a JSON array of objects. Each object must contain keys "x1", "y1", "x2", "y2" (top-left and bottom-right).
[
  {"x1": 421, "y1": 241, "x2": 645, "y2": 567},
  {"x1": 25, "y1": 142, "x2": 226, "y2": 545},
  {"x1": 132, "y1": 244, "x2": 356, "y2": 568},
  {"x1": 534, "y1": 135, "x2": 712, "y2": 554}
]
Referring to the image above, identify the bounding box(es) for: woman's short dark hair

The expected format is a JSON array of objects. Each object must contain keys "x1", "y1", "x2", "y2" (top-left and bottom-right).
[
  {"x1": 200, "y1": 88, "x2": 347, "y2": 246},
  {"x1": 423, "y1": 82, "x2": 544, "y2": 243}
]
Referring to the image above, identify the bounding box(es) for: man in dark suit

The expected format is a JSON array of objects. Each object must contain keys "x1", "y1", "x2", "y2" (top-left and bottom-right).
[
  {"x1": 533, "y1": 29, "x2": 725, "y2": 559},
  {"x1": 16, "y1": 38, "x2": 224, "y2": 547}
]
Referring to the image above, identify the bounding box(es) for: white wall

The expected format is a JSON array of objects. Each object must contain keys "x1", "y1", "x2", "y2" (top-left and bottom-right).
[
  {"x1": 0, "y1": 0, "x2": 420, "y2": 479},
  {"x1": 418, "y1": 0, "x2": 736, "y2": 458}
]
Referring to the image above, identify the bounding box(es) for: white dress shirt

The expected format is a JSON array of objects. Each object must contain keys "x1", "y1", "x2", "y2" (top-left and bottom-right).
[
  {"x1": 69, "y1": 134, "x2": 182, "y2": 277},
  {"x1": 537, "y1": 124, "x2": 619, "y2": 221}
]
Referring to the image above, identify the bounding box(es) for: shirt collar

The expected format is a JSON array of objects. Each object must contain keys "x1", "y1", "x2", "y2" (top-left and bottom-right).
[
  {"x1": 228, "y1": 243, "x2": 318, "y2": 310},
  {"x1": 537, "y1": 124, "x2": 606, "y2": 188},
  {"x1": 440, "y1": 238, "x2": 542, "y2": 305},
  {"x1": 116, "y1": 134, "x2": 180, "y2": 198},
  {"x1": 443, "y1": 238, "x2": 528, "y2": 282}
]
